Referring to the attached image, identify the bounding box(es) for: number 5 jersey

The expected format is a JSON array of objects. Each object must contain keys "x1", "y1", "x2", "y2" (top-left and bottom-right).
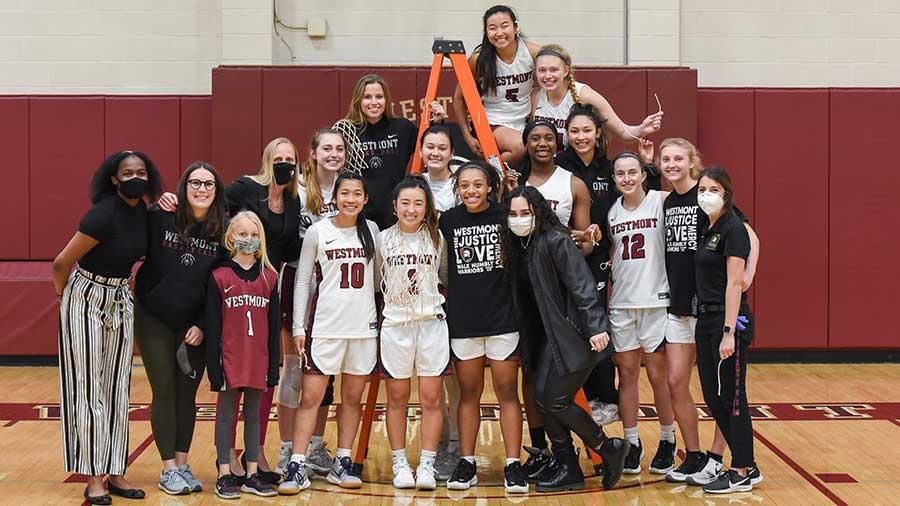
[
  {"x1": 608, "y1": 189, "x2": 671, "y2": 309},
  {"x1": 205, "y1": 259, "x2": 280, "y2": 391}
]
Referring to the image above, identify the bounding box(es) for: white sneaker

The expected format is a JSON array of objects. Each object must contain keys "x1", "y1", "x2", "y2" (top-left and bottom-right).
[
  {"x1": 415, "y1": 463, "x2": 437, "y2": 490},
  {"x1": 686, "y1": 456, "x2": 724, "y2": 486},
  {"x1": 392, "y1": 463, "x2": 416, "y2": 489},
  {"x1": 589, "y1": 400, "x2": 620, "y2": 426}
]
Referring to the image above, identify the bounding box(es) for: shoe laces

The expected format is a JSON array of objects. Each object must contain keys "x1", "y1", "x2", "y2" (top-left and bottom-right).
[
  {"x1": 178, "y1": 465, "x2": 196, "y2": 480},
  {"x1": 505, "y1": 462, "x2": 527, "y2": 484},
  {"x1": 449, "y1": 460, "x2": 474, "y2": 481}
]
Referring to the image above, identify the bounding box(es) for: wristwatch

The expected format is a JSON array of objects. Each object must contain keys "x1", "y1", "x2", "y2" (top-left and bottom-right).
[{"x1": 723, "y1": 325, "x2": 733, "y2": 334}]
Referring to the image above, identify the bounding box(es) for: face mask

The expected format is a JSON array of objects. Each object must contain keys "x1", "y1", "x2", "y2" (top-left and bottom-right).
[
  {"x1": 273, "y1": 162, "x2": 295, "y2": 185},
  {"x1": 117, "y1": 177, "x2": 149, "y2": 199},
  {"x1": 508, "y1": 216, "x2": 535, "y2": 237},
  {"x1": 176, "y1": 341, "x2": 197, "y2": 379},
  {"x1": 697, "y1": 191, "x2": 725, "y2": 215},
  {"x1": 233, "y1": 236, "x2": 260, "y2": 255}
]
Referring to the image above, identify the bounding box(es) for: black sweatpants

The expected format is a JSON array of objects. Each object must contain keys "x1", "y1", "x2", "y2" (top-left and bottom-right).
[
  {"x1": 695, "y1": 312, "x2": 754, "y2": 468},
  {"x1": 581, "y1": 253, "x2": 619, "y2": 404}
]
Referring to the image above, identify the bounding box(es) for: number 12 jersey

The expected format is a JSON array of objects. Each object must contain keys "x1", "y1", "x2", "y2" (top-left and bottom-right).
[{"x1": 608, "y1": 189, "x2": 670, "y2": 309}]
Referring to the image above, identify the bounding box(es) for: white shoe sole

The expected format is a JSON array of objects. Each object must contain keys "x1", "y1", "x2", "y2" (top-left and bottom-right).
[
  {"x1": 277, "y1": 480, "x2": 310, "y2": 495},
  {"x1": 328, "y1": 474, "x2": 363, "y2": 489},
  {"x1": 215, "y1": 490, "x2": 240, "y2": 499},
  {"x1": 157, "y1": 483, "x2": 190, "y2": 495},
  {"x1": 416, "y1": 481, "x2": 437, "y2": 491},
  {"x1": 504, "y1": 483, "x2": 529, "y2": 494},
  {"x1": 705, "y1": 483, "x2": 753, "y2": 494},
  {"x1": 446, "y1": 476, "x2": 477, "y2": 490},
  {"x1": 393, "y1": 480, "x2": 415, "y2": 489},
  {"x1": 240, "y1": 485, "x2": 277, "y2": 497}
]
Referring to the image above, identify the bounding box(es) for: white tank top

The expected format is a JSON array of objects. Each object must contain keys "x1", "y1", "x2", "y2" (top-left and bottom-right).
[
  {"x1": 308, "y1": 218, "x2": 379, "y2": 338},
  {"x1": 377, "y1": 227, "x2": 446, "y2": 325},
  {"x1": 481, "y1": 40, "x2": 534, "y2": 131},
  {"x1": 527, "y1": 166, "x2": 574, "y2": 227},
  {"x1": 533, "y1": 81, "x2": 586, "y2": 147},
  {"x1": 287, "y1": 178, "x2": 338, "y2": 269},
  {"x1": 423, "y1": 172, "x2": 458, "y2": 213},
  {"x1": 608, "y1": 190, "x2": 670, "y2": 309}
]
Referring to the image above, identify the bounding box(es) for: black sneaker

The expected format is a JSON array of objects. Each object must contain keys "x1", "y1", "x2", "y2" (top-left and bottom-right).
[
  {"x1": 215, "y1": 474, "x2": 241, "y2": 499},
  {"x1": 748, "y1": 464, "x2": 763, "y2": 485},
  {"x1": 446, "y1": 459, "x2": 477, "y2": 490},
  {"x1": 649, "y1": 439, "x2": 677, "y2": 474},
  {"x1": 623, "y1": 439, "x2": 644, "y2": 474},
  {"x1": 703, "y1": 469, "x2": 753, "y2": 494},
  {"x1": 503, "y1": 461, "x2": 529, "y2": 494},
  {"x1": 241, "y1": 473, "x2": 277, "y2": 497},
  {"x1": 257, "y1": 469, "x2": 282, "y2": 486},
  {"x1": 521, "y1": 446, "x2": 553, "y2": 483},
  {"x1": 666, "y1": 450, "x2": 707, "y2": 483}
]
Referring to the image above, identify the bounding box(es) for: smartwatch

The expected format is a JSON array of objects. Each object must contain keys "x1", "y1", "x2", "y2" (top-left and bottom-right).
[{"x1": 723, "y1": 325, "x2": 733, "y2": 334}]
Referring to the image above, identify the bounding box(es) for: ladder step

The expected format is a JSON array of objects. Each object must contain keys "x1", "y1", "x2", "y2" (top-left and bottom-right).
[{"x1": 432, "y1": 39, "x2": 466, "y2": 54}]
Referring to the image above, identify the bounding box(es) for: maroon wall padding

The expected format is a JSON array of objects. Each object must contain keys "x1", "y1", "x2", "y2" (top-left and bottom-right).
[
  {"x1": 754, "y1": 90, "x2": 829, "y2": 349},
  {"x1": 30, "y1": 97, "x2": 105, "y2": 260},
  {"x1": 648, "y1": 68, "x2": 698, "y2": 145},
  {"x1": 0, "y1": 98, "x2": 29, "y2": 259},
  {"x1": 212, "y1": 67, "x2": 262, "y2": 185},
  {"x1": 179, "y1": 97, "x2": 212, "y2": 173},
  {"x1": 829, "y1": 90, "x2": 900, "y2": 348},
  {"x1": 104, "y1": 97, "x2": 181, "y2": 187},
  {"x1": 581, "y1": 69, "x2": 648, "y2": 157},
  {"x1": 0, "y1": 263, "x2": 58, "y2": 355},
  {"x1": 262, "y1": 67, "x2": 341, "y2": 159}
]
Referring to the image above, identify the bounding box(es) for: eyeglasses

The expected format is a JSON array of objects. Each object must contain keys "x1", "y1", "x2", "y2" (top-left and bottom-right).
[{"x1": 187, "y1": 179, "x2": 216, "y2": 191}]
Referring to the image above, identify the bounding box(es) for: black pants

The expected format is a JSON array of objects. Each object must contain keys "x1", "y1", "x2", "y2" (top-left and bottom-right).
[
  {"x1": 134, "y1": 301, "x2": 205, "y2": 461},
  {"x1": 695, "y1": 313, "x2": 754, "y2": 468},
  {"x1": 533, "y1": 343, "x2": 607, "y2": 451},
  {"x1": 581, "y1": 253, "x2": 619, "y2": 404}
]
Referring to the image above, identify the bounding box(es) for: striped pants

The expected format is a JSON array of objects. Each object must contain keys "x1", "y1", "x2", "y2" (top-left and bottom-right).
[{"x1": 58, "y1": 267, "x2": 134, "y2": 476}]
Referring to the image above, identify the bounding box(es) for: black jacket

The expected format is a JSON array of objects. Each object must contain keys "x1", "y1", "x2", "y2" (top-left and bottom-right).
[
  {"x1": 225, "y1": 176, "x2": 301, "y2": 268},
  {"x1": 519, "y1": 227, "x2": 611, "y2": 375}
]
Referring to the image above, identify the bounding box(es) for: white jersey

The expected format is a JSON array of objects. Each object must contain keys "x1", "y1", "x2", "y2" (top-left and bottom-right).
[
  {"x1": 533, "y1": 81, "x2": 586, "y2": 147},
  {"x1": 608, "y1": 190, "x2": 670, "y2": 309},
  {"x1": 423, "y1": 172, "x2": 458, "y2": 213},
  {"x1": 376, "y1": 227, "x2": 447, "y2": 325},
  {"x1": 286, "y1": 177, "x2": 337, "y2": 269},
  {"x1": 527, "y1": 166, "x2": 574, "y2": 227},
  {"x1": 292, "y1": 218, "x2": 379, "y2": 338},
  {"x1": 481, "y1": 40, "x2": 534, "y2": 131}
]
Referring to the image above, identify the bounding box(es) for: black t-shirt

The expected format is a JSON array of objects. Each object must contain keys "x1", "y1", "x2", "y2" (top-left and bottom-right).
[
  {"x1": 664, "y1": 184, "x2": 702, "y2": 316},
  {"x1": 555, "y1": 147, "x2": 616, "y2": 254},
  {"x1": 438, "y1": 201, "x2": 517, "y2": 338},
  {"x1": 135, "y1": 207, "x2": 225, "y2": 330},
  {"x1": 695, "y1": 210, "x2": 750, "y2": 306},
  {"x1": 78, "y1": 195, "x2": 147, "y2": 278},
  {"x1": 358, "y1": 117, "x2": 417, "y2": 230}
]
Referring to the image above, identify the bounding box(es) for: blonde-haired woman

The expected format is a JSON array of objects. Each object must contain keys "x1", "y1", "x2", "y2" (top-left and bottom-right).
[
  {"x1": 206, "y1": 211, "x2": 281, "y2": 499},
  {"x1": 531, "y1": 44, "x2": 663, "y2": 147}
]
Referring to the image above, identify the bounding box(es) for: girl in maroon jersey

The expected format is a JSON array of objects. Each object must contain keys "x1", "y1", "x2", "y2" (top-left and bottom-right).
[{"x1": 205, "y1": 211, "x2": 280, "y2": 499}]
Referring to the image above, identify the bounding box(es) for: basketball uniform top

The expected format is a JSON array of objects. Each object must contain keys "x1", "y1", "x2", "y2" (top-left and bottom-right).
[
  {"x1": 608, "y1": 189, "x2": 670, "y2": 309},
  {"x1": 376, "y1": 227, "x2": 447, "y2": 325},
  {"x1": 292, "y1": 218, "x2": 379, "y2": 338},
  {"x1": 286, "y1": 178, "x2": 338, "y2": 269},
  {"x1": 423, "y1": 172, "x2": 458, "y2": 213},
  {"x1": 481, "y1": 40, "x2": 534, "y2": 131},
  {"x1": 211, "y1": 263, "x2": 278, "y2": 390},
  {"x1": 533, "y1": 81, "x2": 586, "y2": 147},
  {"x1": 527, "y1": 166, "x2": 574, "y2": 227}
]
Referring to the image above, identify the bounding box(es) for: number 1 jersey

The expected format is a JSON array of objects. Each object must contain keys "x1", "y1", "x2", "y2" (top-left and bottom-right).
[{"x1": 608, "y1": 189, "x2": 670, "y2": 309}]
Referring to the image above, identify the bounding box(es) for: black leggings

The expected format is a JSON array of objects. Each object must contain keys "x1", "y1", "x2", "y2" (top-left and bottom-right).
[
  {"x1": 695, "y1": 314, "x2": 754, "y2": 468},
  {"x1": 533, "y1": 344, "x2": 608, "y2": 451},
  {"x1": 134, "y1": 301, "x2": 204, "y2": 461}
]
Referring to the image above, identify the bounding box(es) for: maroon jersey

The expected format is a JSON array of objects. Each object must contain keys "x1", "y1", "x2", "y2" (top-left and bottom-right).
[{"x1": 211, "y1": 265, "x2": 277, "y2": 390}]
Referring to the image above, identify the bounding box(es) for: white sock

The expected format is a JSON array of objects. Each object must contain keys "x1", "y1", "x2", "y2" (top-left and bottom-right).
[
  {"x1": 281, "y1": 440, "x2": 292, "y2": 451},
  {"x1": 624, "y1": 426, "x2": 640, "y2": 446},
  {"x1": 462, "y1": 456, "x2": 475, "y2": 464},
  {"x1": 336, "y1": 448, "x2": 351, "y2": 459},
  {"x1": 505, "y1": 457, "x2": 519, "y2": 466},
  {"x1": 391, "y1": 449, "x2": 408, "y2": 467},
  {"x1": 310, "y1": 435, "x2": 325, "y2": 450},
  {"x1": 420, "y1": 449, "x2": 437, "y2": 468},
  {"x1": 659, "y1": 423, "x2": 676, "y2": 444},
  {"x1": 290, "y1": 453, "x2": 306, "y2": 464}
]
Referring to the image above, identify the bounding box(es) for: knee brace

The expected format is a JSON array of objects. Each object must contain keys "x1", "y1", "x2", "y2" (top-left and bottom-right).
[{"x1": 277, "y1": 354, "x2": 302, "y2": 408}]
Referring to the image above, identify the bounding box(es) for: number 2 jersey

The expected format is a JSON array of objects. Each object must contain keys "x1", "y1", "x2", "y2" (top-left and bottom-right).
[
  {"x1": 608, "y1": 189, "x2": 670, "y2": 309},
  {"x1": 292, "y1": 218, "x2": 380, "y2": 338},
  {"x1": 205, "y1": 259, "x2": 280, "y2": 391}
]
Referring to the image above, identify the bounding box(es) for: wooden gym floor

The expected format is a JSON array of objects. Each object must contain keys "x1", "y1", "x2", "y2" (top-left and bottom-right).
[{"x1": 0, "y1": 363, "x2": 898, "y2": 505}]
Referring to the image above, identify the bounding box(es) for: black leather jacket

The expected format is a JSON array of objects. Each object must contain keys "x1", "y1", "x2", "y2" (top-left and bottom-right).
[{"x1": 519, "y1": 227, "x2": 611, "y2": 375}]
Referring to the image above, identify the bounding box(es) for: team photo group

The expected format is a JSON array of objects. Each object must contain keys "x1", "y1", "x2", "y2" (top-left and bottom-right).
[{"x1": 52, "y1": 4, "x2": 762, "y2": 504}]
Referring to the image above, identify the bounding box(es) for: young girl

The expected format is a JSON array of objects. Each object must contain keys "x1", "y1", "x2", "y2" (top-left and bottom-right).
[
  {"x1": 375, "y1": 176, "x2": 449, "y2": 490},
  {"x1": 531, "y1": 44, "x2": 662, "y2": 147},
  {"x1": 606, "y1": 152, "x2": 677, "y2": 476},
  {"x1": 280, "y1": 172, "x2": 380, "y2": 494},
  {"x1": 206, "y1": 211, "x2": 280, "y2": 499},
  {"x1": 438, "y1": 161, "x2": 527, "y2": 494},
  {"x1": 276, "y1": 129, "x2": 345, "y2": 478},
  {"x1": 453, "y1": 5, "x2": 541, "y2": 167}
]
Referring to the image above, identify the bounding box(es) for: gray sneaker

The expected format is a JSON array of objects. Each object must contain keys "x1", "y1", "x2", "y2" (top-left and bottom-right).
[
  {"x1": 276, "y1": 444, "x2": 292, "y2": 475},
  {"x1": 327, "y1": 456, "x2": 363, "y2": 489},
  {"x1": 434, "y1": 442, "x2": 460, "y2": 481},
  {"x1": 178, "y1": 464, "x2": 202, "y2": 492},
  {"x1": 158, "y1": 468, "x2": 190, "y2": 495},
  {"x1": 307, "y1": 443, "x2": 333, "y2": 476}
]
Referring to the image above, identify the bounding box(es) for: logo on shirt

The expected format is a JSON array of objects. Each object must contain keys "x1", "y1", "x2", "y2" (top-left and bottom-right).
[
  {"x1": 325, "y1": 238, "x2": 337, "y2": 245},
  {"x1": 180, "y1": 253, "x2": 196, "y2": 266},
  {"x1": 224, "y1": 285, "x2": 234, "y2": 293}
]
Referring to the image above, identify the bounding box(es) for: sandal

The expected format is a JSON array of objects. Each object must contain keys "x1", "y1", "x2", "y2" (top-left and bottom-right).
[{"x1": 83, "y1": 487, "x2": 112, "y2": 505}]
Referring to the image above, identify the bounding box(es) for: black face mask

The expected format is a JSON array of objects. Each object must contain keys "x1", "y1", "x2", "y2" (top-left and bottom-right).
[
  {"x1": 117, "y1": 177, "x2": 149, "y2": 199},
  {"x1": 273, "y1": 162, "x2": 295, "y2": 185}
]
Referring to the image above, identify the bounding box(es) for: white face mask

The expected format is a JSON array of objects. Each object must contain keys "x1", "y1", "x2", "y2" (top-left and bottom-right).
[
  {"x1": 508, "y1": 216, "x2": 535, "y2": 237},
  {"x1": 697, "y1": 191, "x2": 725, "y2": 215}
]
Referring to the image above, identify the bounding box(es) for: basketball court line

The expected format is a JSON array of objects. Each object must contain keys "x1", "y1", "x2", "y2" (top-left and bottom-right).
[{"x1": 753, "y1": 429, "x2": 847, "y2": 506}]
